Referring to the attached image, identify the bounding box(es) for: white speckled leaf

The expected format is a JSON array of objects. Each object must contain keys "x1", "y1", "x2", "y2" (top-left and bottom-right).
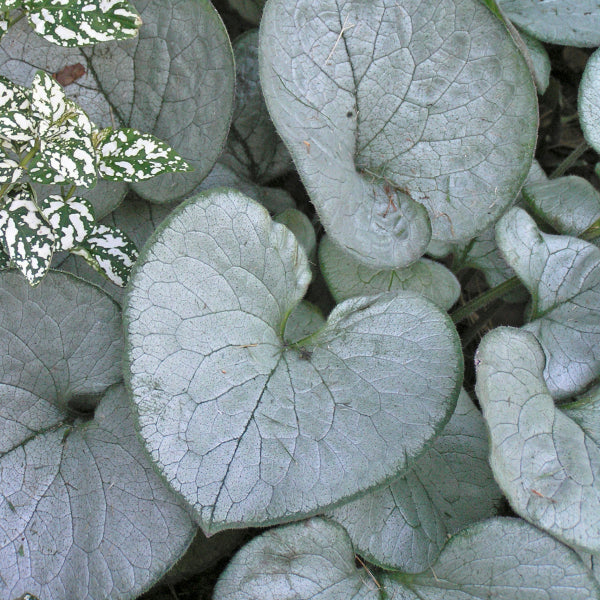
[
  {"x1": 220, "y1": 30, "x2": 292, "y2": 184},
  {"x1": 26, "y1": 0, "x2": 141, "y2": 47},
  {"x1": 39, "y1": 194, "x2": 95, "y2": 251},
  {"x1": 0, "y1": 21, "x2": 127, "y2": 216},
  {"x1": 72, "y1": 223, "x2": 138, "y2": 287},
  {"x1": 382, "y1": 517, "x2": 600, "y2": 599},
  {"x1": 476, "y1": 327, "x2": 600, "y2": 554},
  {"x1": 213, "y1": 518, "x2": 379, "y2": 600},
  {"x1": 580, "y1": 48, "x2": 600, "y2": 154},
  {"x1": 29, "y1": 70, "x2": 67, "y2": 130},
  {"x1": 0, "y1": 148, "x2": 22, "y2": 183},
  {"x1": 85, "y1": 0, "x2": 234, "y2": 203},
  {"x1": 0, "y1": 382, "x2": 195, "y2": 600},
  {"x1": 215, "y1": 516, "x2": 600, "y2": 600},
  {"x1": 124, "y1": 190, "x2": 463, "y2": 533},
  {"x1": 29, "y1": 133, "x2": 97, "y2": 187},
  {"x1": 0, "y1": 184, "x2": 54, "y2": 285},
  {"x1": 0, "y1": 269, "x2": 122, "y2": 407},
  {"x1": 329, "y1": 390, "x2": 502, "y2": 572},
  {"x1": 523, "y1": 175, "x2": 600, "y2": 237},
  {"x1": 259, "y1": 0, "x2": 537, "y2": 267},
  {"x1": 496, "y1": 207, "x2": 600, "y2": 398},
  {"x1": 497, "y1": 0, "x2": 600, "y2": 47},
  {"x1": 319, "y1": 234, "x2": 460, "y2": 311}
]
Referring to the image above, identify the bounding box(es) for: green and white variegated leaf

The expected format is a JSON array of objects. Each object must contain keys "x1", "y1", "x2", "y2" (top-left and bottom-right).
[
  {"x1": 214, "y1": 518, "x2": 379, "y2": 600},
  {"x1": 496, "y1": 207, "x2": 600, "y2": 399},
  {"x1": 124, "y1": 190, "x2": 463, "y2": 533},
  {"x1": 0, "y1": 74, "x2": 29, "y2": 113},
  {"x1": 30, "y1": 69, "x2": 67, "y2": 133},
  {"x1": 523, "y1": 175, "x2": 600, "y2": 237},
  {"x1": 259, "y1": 0, "x2": 537, "y2": 268},
  {"x1": 329, "y1": 390, "x2": 502, "y2": 572},
  {"x1": 72, "y1": 223, "x2": 138, "y2": 287},
  {"x1": 274, "y1": 208, "x2": 316, "y2": 263},
  {"x1": 580, "y1": 48, "x2": 600, "y2": 155},
  {"x1": 319, "y1": 234, "x2": 460, "y2": 311},
  {"x1": 56, "y1": 194, "x2": 173, "y2": 302},
  {"x1": 0, "y1": 382, "x2": 196, "y2": 600},
  {"x1": 39, "y1": 194, "x2": 95, "y2": 251},
  {"x1": 219, "y1": 30, "x2": 292, "y2": 183},
  {"x1": 96, "y1": 128, "x2": 190, "y2": 182},
  {"x1": 476, "y1": 327, "x2": 600, "y2": 554},
  {"x1": 0, "y1": 269, "x2": 123, "y2": 407},
  {"x1": 214, "y1": 516, "x2": 600, "y2": 600},
  {"x1": 225, "y1": 0, "x2": 265, "y2": 25},
  {"x1": 26, "y1": 0, "x2": 141, "y2": 47},
  {"x1": 0, "y1": 148, "x2": 22, "y2": 182},
  {"x1": 519, "y1": 28, "x2": 550, "y2": 94},
  {"x1": 29, "y1": 133, "x2": 97, "y2": 187},
  {"x1": 0, "y1": 241, "x2": 9, "y2": 268},
  {"x1": 84, "y1": 0, "x2": 234, "y2": 203},
  {"x1": 0, "y1": 110, "x2": 37, "y2": 144},
  {"x1": 0, "y1": 184, "x2": 54, "y2": 285},
  {"x1": 497, "y1": 0, "x2": 600, "y2": 47}
]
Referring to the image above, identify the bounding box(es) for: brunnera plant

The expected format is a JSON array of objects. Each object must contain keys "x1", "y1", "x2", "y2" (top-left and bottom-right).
[{"x1": 3, "y1": 0, "x2": 600, "y2": 599}]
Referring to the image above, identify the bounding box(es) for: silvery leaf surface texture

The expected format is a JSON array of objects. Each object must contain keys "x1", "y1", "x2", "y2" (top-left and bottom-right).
[
  {"x1": 259, "y1": 0, "x2": 537, "y2": 268},
  {"x1": 214, "y1": 516, "x2": 600, "y2": 599},
  {"x1": 476, "y1": 326, "x2": 600, "y2": 554},
  {"x1": 85, "y1": 0, "x2": 235, "y2": 203},
  {"x1": 329, "y1": 389, "x2": 502, "y2": 572},
  {"x1": 319, "y1": 234, "x2": 460, "y2": 311},
  {"x1": 124, "y1": 189, "x2": 463, "y2": 533},
  {"x1": 0, "y1": 271, "x2": 195, "y2": 599},
  {"x1": 580, "y1": 48, "x2": 600, "y2": 155},
  {"x1": 497, "y1": 0, "x2": 600, "y2": 47},
  {"x1": 496, "y1": 207, "x2": 600, "y2": 398}
]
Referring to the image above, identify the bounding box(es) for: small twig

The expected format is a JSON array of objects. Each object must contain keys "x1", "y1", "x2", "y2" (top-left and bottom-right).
[
  {"x1": 549, "y1": 140, "x2": 591, "y2": 179},
  {"x1": 355, "y1": 554, "x2": 381, "y2": 590},
  {"x1": 325, "y1": 14, "x2": 354, "y2": 65}
]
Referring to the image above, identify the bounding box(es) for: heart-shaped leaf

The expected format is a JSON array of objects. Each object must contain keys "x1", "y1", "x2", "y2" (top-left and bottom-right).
[
  {"x1": 219, "y1": 30, "x2": 292, "y2": 184},
  {"x1": 319, "y1": 234, "x2": 460, "y2": 311},
  {"x1": 0, "y1": 270, "x2": 195, "y2": 598},
  {"x1": 497, "y1": 0, "x2": 600, "y2": 47},
  {"x1": 476, "y1": 326, "x2": 600, "y2": 554},
  {"x1": 124, "y1": 190, "x2": 463, "y2": 533},
  {"x1": 214, "y1": 516, "x2": 600, "y2": 599},
  {"x1": 259, "y1": 0, "x2": 537, "y2": 267},
  {"x1": 580, "y1": 48, "x2": 600, "y2": 155},
  {"x1": 496, "y1": 207, "x2": 600, "y2": 398},
  {"x1": 329, "y1": 390, "x2": 502, "y2": 572}
]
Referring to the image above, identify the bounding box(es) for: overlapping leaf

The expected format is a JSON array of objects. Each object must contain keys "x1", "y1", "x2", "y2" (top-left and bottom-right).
[
  {"x1": 329, "y1": 390, "x2": 502, "y2": 572},
  {"x1": 496, "y1": 207, "x2": 600, "y2": 398},
  {"x1": 476, "y1": 327, "x2": 600, "y2": 554},
  {"x1": 319, "y1": 235, "x2": 460, "y2": 310},
  {"x1": 39, "y1": 194, "x2": 95, "y2": 251},
  {"x1": 26, "y1": 0, "x2": 141, "y2": 47},
  {"x1": 0, "y1": 271, "x2": 195, "y2": 599},
  {"x1": 580, "y1": 48, "x2": 600, "y2": 155},
  {"x1": 259, "y1": 0, "x2": 537, "y2": 268},
  {"x1": 497, "y1": 0, "x2": 600, "y2": 47},
  {"x1": 214, "y1": 517, "x2": 600, "y2": 599},
  {"x1": 0, "y1": 183, "x2": 54, "y2": 284},
  {"x1": 124, "y1": 190, "x2": 463, "y2": 533}
]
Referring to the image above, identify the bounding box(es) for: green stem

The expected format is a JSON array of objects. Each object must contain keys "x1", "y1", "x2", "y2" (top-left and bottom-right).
[
  {"x1": 8, "y1": 9, "x2": 26, "y2": 28},
  {"x1": 451, "y1": 276, "x2": 521, "y2": 324},
  {"x1": 549, "y1": 140, "x2": 591, "y2": 179},
  {"x1": 0, "y1": 139, "x2": 41, "y2": 205},
  {"x1": 63, "y1": 185, "x2": 77, "y2": 201},
  {"x1": 580, "y1": 216, "x2": 600, "y2": 242}
]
